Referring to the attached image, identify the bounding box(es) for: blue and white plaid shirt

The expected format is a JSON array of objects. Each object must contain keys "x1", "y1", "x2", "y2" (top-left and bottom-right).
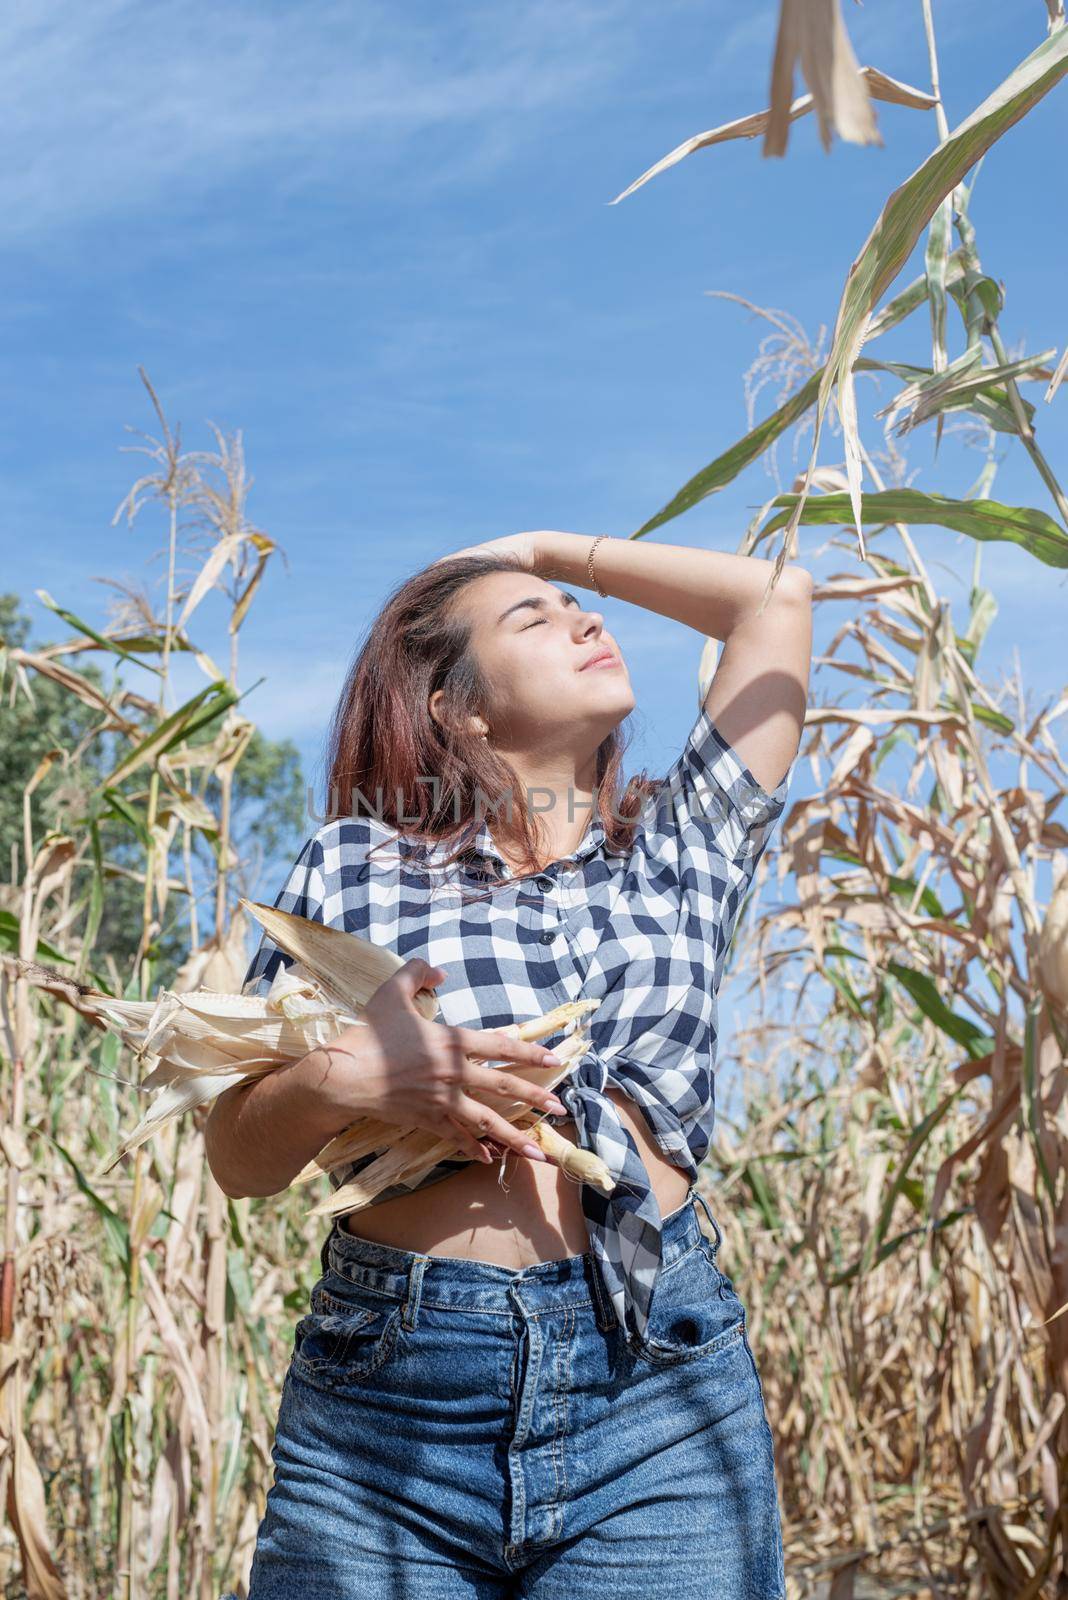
[{"x1": 241, "y1": 702, "x2": 794, "y2": 1346}]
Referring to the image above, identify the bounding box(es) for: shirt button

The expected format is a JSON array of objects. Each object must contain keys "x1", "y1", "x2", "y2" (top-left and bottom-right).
[
  {"x1": 539, "y1": 930, "x2": 556, "y2": 944},
  {"x1": 535, "y1": 875, "x2": 554, "y2": 892}
]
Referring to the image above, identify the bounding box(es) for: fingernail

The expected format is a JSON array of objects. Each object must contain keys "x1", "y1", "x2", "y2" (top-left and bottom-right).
[
  {"x1": 543, "y1": 1052, "x2": 563, "y2": 1066},
  {"x1": 523, "y1": 1142, "x2": 548, "y2": 1161},
  {"x1": 548, "y1": 1098, "x2": 567, "y2": 1115}
]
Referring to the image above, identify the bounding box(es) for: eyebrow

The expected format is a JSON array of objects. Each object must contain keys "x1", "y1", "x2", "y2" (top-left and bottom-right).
[{"x1": 496, "y1": 589, "x2": 582, "y2": 626}]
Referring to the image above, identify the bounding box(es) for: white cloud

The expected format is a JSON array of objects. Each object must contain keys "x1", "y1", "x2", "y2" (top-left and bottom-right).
[{"x1": 0, "y1": 0, "x2": 638, "y2": 240}]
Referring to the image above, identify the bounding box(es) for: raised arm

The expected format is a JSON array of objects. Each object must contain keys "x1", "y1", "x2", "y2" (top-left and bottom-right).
[{"x1": 534, "y1": 532, "x2": 811, "y2": 794}]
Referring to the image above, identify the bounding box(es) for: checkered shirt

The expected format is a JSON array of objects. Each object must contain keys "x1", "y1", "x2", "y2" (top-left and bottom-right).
[{"x1": 241, "y1": 702, "x2": 795, "y2": 1346}]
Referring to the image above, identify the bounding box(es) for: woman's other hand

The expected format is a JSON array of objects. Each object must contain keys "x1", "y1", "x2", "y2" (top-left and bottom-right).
[
  {"x1": 430, "y1": 531, "x2": 546, "y2": 574},
  {"x1": 303, "y1": 958, "x2": 570, "y2": 1165}
]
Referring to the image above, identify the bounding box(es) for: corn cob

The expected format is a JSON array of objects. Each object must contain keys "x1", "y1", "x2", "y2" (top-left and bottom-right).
[{"x1": 62, "y1": 899, "x2": 613, "y2": 1199}]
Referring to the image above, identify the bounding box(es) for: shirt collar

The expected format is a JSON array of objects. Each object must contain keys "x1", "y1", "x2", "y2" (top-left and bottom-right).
[{"x1": 420, "y1": 810, "x2": 609, "y2": 876}]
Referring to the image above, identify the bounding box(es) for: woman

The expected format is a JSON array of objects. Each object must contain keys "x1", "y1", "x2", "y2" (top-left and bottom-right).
[{"x1": 209, "y1": 528, "x2": 811, "y2": 1599}]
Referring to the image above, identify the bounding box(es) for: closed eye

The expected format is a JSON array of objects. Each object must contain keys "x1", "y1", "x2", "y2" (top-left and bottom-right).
[
  {"x1": 500, "y1": 590, "x2": 582, "y2": 629},
  {"x1": 522, "y1": 618, "x2": 547, "y2": 630}
]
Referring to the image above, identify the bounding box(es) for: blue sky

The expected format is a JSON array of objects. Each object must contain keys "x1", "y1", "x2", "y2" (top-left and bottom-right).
[{"x1": 4, "y1": 1, "x2": 1066, "y2": 1073}]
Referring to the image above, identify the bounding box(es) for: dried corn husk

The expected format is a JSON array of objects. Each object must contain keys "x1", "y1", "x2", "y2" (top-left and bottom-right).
[
  {"x1": 305, "y1": 1009, "x2": 609, "y2": 1213},
  {"x1": 235, "y1": 900, "x2": 437, "y2": 1019},
  {"x1": 92, "y1": 966, "x2": 359, "y2": 1173},
  {"x1": 1038, "y1": 857, "x2": 1068, "y2": 1015},
  {"x1": 48, "y1": 901, "x2": 613, "y2": 1199}
]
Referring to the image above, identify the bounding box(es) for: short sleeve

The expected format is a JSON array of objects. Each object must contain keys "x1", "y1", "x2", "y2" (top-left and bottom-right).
[
  {"x1": 241, "y1": 833, "x2": 327, "y2": 999},
  {"x1": 636, "y1": 702, "x2": 796, "y2": 872}
]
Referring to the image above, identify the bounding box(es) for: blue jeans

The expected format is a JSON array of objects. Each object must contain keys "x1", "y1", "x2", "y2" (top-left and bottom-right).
[{"x1": 237, "y1": 1185, "x2": 786, "y2": 1598}]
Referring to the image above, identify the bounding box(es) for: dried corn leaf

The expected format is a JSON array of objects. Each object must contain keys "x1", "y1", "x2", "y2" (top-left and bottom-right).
[
  {"x1": 4, "y1": 1407, "x2": 67, "y2": 1600},
  {"x1": 1045, "y1": 342, "x2": 1068, "y2": 403},
  {"x1": 611, "y1": 64, "x2": 930, "y2": 205},
  {"x1": 766, "y1": 0, "x2": 881, "y2": 158}
]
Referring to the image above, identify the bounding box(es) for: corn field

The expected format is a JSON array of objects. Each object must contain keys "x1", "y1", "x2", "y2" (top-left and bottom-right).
[{"x1": 2, "y1": 6, "x2": 1068, "y2": 1598}]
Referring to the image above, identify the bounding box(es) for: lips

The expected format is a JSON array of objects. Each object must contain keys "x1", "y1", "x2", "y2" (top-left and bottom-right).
[{"x1": 580, "y1": 646, "x2": 617, "y2": 671}]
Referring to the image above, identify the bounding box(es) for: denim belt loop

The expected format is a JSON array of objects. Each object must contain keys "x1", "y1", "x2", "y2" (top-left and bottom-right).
[
  {"x1": 401, "y1": 1254, "x2": 430, "y2": 1331},
  {"x1": 587, "y1": 1254, "x2": 618, "y2": 1333},
  {"x1": 691, "y1": 1187, "x2": 724, "y2": 1255},
  {"x1": 319, "y1": 1225, "x2": 334, "y2": 1278}
]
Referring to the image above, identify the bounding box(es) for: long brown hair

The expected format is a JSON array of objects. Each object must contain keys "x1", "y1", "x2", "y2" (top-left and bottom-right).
[{"x1": 321, "y1": 552, "x2": 660, "y2": 884}]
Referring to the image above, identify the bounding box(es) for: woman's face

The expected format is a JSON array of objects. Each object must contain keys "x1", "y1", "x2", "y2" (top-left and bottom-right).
[{"x1": 455, "y1": 570, "x2": 634, "y2": 751}]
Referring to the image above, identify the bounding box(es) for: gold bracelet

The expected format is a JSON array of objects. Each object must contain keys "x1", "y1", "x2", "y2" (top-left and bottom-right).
[{"x1": 587, "y1": 535, "x2": 609, "y2": 598}]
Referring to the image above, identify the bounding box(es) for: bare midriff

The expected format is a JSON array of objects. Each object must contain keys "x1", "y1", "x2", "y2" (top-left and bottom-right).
[{"x1": 340, "y1": 1085, "x2": 692, "y2": 1268}]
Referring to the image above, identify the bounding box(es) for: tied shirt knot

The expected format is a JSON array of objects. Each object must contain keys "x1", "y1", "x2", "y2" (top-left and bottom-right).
[{"x1": 553, "y1": 1050, "x2": 668, "y2": 1348}]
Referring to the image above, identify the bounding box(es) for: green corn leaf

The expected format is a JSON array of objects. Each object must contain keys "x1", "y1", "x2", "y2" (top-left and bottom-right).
[
  {"x1": 828, "y1": 1207, "x2": 973, "y2": 1287},
  {"x1": 103, "y1": 680, "x2": 238, "y2": 787},
  {"x1": 770, "y1": 27, "x2": 1068, "y2": 579},
  {"x1": 0, "y1": 909, "x2": 73, "y2": 963},
  {"x1": 49, "y1": 1136, "x2": 131, "y2": 1275},
  {"x1": 925, "y1": 187, "x2": 954, "y2": 457},
  {"x1": 886, "y1": 961, "x2": 996, "y2": 1059},
  {"x1": 877, "y1": 348, "x2": 1055, "y2": 437},
  {"x1": 633, "y1": 367, "x2": 823, "y2": 538},
  {"x1": 740, "y1": 1156, "x2": 782, "y2": 1233},
  {"x1": 1022, "y1": 994, "x2": 1057, "y2": 1205},
  {"x1": 34, "y1": 590, "x2": 164, "y2": 676},
  {"x1": 762, "y1": 489, "x2": 1068, "y2": 569},
  {"x1": 885, "y1": 874, "x2": 948, "y2": 921}
]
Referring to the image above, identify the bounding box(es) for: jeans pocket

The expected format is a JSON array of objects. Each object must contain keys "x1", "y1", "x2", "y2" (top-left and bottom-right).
[
  {"x1": 633, "y1": 1238, "x2": 745, "y2": 1367},
  {"x1": 291, "y1": 1278, "x2": 404, "y2": 1390}
]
